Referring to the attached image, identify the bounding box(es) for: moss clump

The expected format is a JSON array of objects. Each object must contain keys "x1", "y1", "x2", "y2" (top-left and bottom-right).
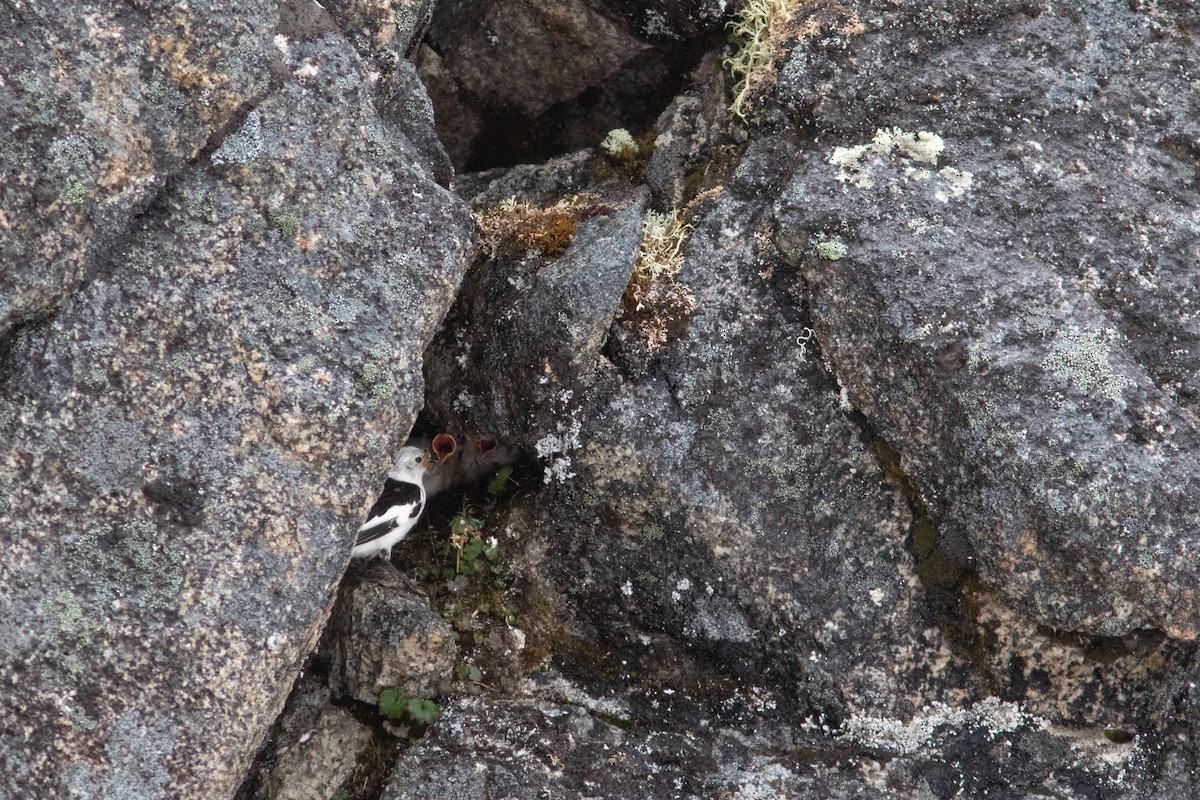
[
  {"x1": 617, "y1": 209, "x2": 697, "y2": 351},
  {"x1": 477, "y1": 198, "x2": 578, "y2": 259}
]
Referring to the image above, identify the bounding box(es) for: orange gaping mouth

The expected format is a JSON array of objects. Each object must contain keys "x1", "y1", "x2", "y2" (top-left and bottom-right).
[{"x1": 432, "y1": 433, "x2": 458, "y2": 464}]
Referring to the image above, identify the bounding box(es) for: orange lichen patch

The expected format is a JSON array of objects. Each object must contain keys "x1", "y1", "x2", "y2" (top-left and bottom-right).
[
  {"x1": 148, "y1": 24, "x2": 240, "y2": 123},
  {"x1": 476, "y1": 198, "x2": 578, "y2": 260}
]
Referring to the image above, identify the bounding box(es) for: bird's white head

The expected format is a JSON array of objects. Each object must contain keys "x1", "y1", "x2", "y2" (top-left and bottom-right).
[{"x1": 387, "y1": 445, "x2": 431, "y2": 482}]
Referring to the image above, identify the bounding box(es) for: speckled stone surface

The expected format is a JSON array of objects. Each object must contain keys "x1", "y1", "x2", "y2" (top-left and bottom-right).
[
  {"x1": 424, "y1": 189, "x2": 647, "y2": 452},
  {"x1": 380, "y1": 2, "x2": 1200, "y2": 796},
  {"x1": 323, "y1": 573, "x2": 458, "y2": 704},
  {"x1": 251, "y1": 676, "x2": 371, "y2": 800},
  {"x1": 0, "y1": 13, "x2": 474, "y2": 800},
  {"x1": 0, "y1": 1, "x2": 277, "y2": 338},
  {"x1": 772, "y1": 0, "x2": 1200, "y2": 639}
]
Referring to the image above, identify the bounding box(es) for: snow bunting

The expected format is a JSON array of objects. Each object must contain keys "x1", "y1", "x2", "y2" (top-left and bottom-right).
[{"x1": 350, "y1": 446, "x2": 430, "y2": 559}]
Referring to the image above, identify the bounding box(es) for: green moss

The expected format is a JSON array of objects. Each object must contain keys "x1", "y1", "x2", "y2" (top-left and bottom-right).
[{"x1": 296, "y1": 354, "x2": 317, "y2": 373}]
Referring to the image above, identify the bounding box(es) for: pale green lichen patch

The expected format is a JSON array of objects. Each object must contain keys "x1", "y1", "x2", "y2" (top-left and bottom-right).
[
  {"x1": 40, "y1": 589, "x2": 103, "y2": 687},
  {"x1": 70, "y1": 518, "x2": 185, "y2": 613},
  {"x1": 839, "y1": 696, "x2": 1047, "y2": 755},
  {"x1": 43, "y1": 589, "x2": 102, "y2": 648},
  {"x1": 830, "y1": 128, "x2": 973, "y2": 199},
  {"x1": 210, "y1": 109, "x2": 264, "y2": 167},
  {"x1": 725, "y1": 0, "x2": 800, "y2": 119},
  {"x1": 0, "y1": 399, "x2": 18, "y2": 430},
  {"x1": 600, "y1": 128, "x2": 637, "y2": 157},
  {"x1": 266, "y1": 202, "x2": 303, "y2": 237},
  {"x1": 47, "y1": 132, "x2": 102, "y2": 204},
  {"x1": 356, "y1": 358, "x2": 398, "y2": 407},
  {"x1": 1042, "y1": 327, "x2": 1133, "y2": 403},
  {"x1": 814, "y1": 237, "x2": 847, "y2": 260}
]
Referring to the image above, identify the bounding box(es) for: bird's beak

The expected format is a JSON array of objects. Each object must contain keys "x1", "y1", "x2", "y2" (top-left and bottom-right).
[
  {"x1": 475, "y1": 438, "x2": 497, "y2": 456},
  {"x1": 432, "y1": 433, "x2": 458, "y2": 464}
]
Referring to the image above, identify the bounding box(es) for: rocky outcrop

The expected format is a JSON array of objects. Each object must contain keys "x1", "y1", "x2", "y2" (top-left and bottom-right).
[
  {"x1": 7, "y1": 0, "x2": 1200, "y2": 798},
  {"x1": 417, "y1": 0, "x2": 727, "y2": 169},
  {"x1": 773, "y1": 0, "x2": 1200, "y2": 641},
  {"x1": 0, "y1": 3, "x2": 473, "y2": 798},
  {"x1": 365, "y1": 1, "x2": 1200, "y2": 798},
  {"x1": 249, "y1": 676, "x2": 372, "y2": 800},
  {"x1": 324, "y1": 567, "x2": 459, "y2": 704}
]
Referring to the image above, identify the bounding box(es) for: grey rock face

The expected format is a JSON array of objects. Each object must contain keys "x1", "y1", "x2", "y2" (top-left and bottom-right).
[
  {"x1": 425, "y1": 189, "x2": 647, "y2": 451},
  {"x1": 418, "y1": 0, "x2": 722, "y2": 170},
  {"x1": 0, "y1": 1, "x2": 276, "y2": 338},
  {"x1": 491, "y1": 136, "x2": 958, "y2": 727},
  {"x1": 250, "y1": 677, "x2": 371, "y2": 800},
  {"x1": 426, "y1": 0, "x2": 649, "y2": 122},
  {"x1": 773, "y1": 0, "x2": 1200, "y2": 639},
  {"x1": 0, "y1": 19, "x2": 473, "y2": 800},
  {"x1": 383, "y1": 681, "x2": 1135, "y2": 800},
  {"x1": 378, "y1": 2, "x2": 1200, "y2": 797},
  {"x1": 323, "y1": 571, "x2": 459, "y2": 704}
]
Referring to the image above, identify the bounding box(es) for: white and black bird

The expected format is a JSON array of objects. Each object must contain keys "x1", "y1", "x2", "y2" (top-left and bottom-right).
[{"x1": 350, "y1": 446, "x2": 430, "y2": 560}]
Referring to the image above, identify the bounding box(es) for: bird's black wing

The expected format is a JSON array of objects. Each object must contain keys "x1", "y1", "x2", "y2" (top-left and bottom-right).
[
  {"x1": 354, "y1": 479, "x2": 424, "y2": 546},
  {"x1": 366, "y1": 479, "x2": 423, "y2": 520}
]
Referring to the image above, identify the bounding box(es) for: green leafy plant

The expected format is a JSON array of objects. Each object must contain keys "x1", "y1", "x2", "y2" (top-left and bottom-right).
[
  {"x1": 486, "y1": 466, "x2": 514, "y2": 497},
  {"x1": 446, "y1": 514, "x2": 500, "y2": 577},
  {"x1": 456, "y1": 663, "x2": 483, "y2": 683},
  {"x1": 378, "y1": 687, "x2": 439, "y2": 726}
]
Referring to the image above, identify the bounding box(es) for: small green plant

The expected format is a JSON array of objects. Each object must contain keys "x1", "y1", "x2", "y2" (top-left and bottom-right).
[
  {"x1": 378, "y1": 687, "x2": 439, "y2": 726},
  {"x1": 456, "y1": 663, "x2": 483, "y2": 683},
  {"x1": 486, "y1": 466, "x2": 514, "y2": 497},
  {"x1": 447, "y1": 514, "x2": 484, "y2": 574}
]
